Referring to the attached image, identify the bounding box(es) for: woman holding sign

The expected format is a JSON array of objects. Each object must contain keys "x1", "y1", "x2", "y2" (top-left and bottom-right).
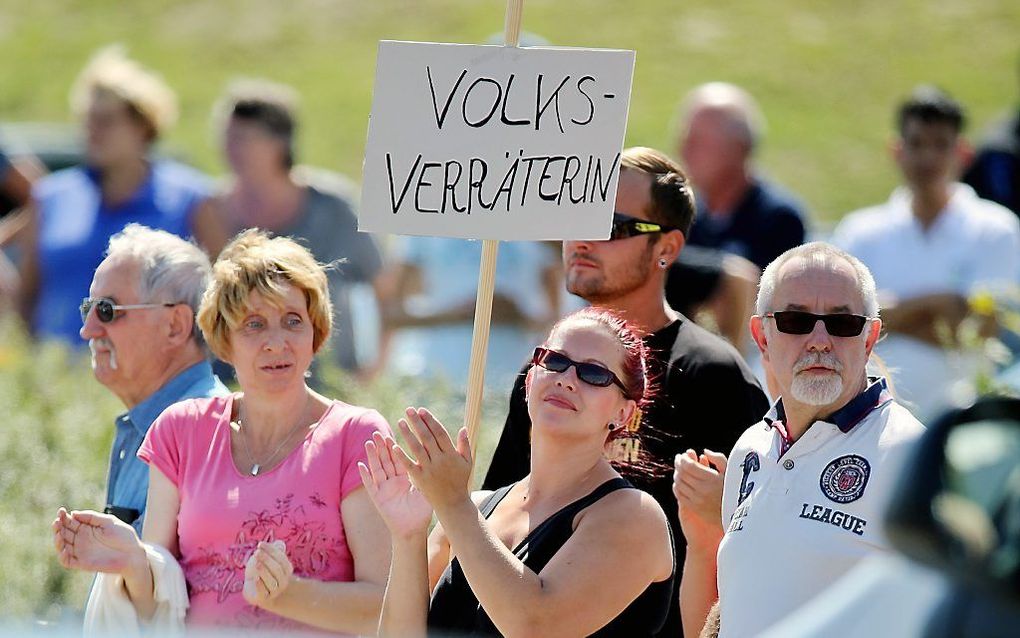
[{"x1": 360, "y1": 307, "x2": 675, "y2": 637}]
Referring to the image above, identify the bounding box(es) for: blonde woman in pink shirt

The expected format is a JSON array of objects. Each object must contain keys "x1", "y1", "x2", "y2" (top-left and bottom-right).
[{"x1": 53, "y1": 230, "x2": 393, "y2": 634}]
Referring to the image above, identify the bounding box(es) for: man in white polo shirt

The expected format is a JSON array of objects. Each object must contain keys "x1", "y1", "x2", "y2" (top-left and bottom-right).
[
  {"x1": 832, "y1": 86, "x2": 1020, "y2": 420},
  {"x1": 675, "y1": 242, "x2": 925, "y2": 638}
]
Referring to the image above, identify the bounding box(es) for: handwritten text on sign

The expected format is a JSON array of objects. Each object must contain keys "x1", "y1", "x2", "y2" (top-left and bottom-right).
[{"x1": 360, "y1": 41, "x2": 635, "y2": 240}]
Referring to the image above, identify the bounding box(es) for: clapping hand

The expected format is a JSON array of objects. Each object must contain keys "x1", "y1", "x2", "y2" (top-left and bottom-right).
[
  {"x1": 393, "y1": 407, "x2": 473, "y2": 514},
  {"x1": 243, "y1": 540, "x2": 294, "y2": 608},
  {"x1": 673, "y1": 449, "x2": 727, "y2": 549},
  {"x1": 51, "y1": 507, "x2": 143, "y2": 574},
  {"x1": 359, "y1": 430, "x2": 434, "y2": 539}
]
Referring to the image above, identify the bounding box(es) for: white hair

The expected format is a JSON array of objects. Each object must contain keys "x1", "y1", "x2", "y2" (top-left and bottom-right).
[
  {"x1": 105, "y1": 224, "x2": 212, "y2": 346},
  {"x1": 679, "y1": 82, "x2": 766, "y2": 152},
  {"x1": 756, "y1": 242, "x2": 880, "y2": 317}
]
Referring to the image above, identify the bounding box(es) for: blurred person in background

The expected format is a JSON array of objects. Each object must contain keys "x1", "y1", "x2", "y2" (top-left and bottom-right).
[
  {"x1": 53, "y1": 230, "x2": 392, "y2": 633},
  {"x1": 963, "y1": 52, "x2": 1020, "y2": 216},
  {"x1": 676, "y1": 82, "x2": 808, "y2": 270},
  {"x1": 211, "y1": 79, "x2": 384, "y2": 374},
  {"x1": 669, "y1": 82, "x2": 807, "y2": 355},
  {"x1": 833, "y1": 86, "x2": 1020, "y2": 420},
  {"x1": 10, "y1": 45, "x2": 227, "y2": 345},
  {"x1": 0, "y1": 148, "x2": 42, "y2": 309},
  {"x1": 0, "y1": 147, "x2": 41, "y2": 215},
  {"x1": 375, "y1": 236, "x2": 560, "y2": 391},
  {"x1": 664, "y1": 246, "x2": 760, "y2": 357},
  {"x1": 80, "y1": 224, "x2": 227, "y2": 533}
]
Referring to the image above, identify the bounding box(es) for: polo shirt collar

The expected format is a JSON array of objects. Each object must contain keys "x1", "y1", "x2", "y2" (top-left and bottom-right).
[
  {"x1": 121, "y1": 360, "x2": 215, "y2": 435},
  {"x1": 765, "y1": 376, "x2": 892, "y2": 436}
]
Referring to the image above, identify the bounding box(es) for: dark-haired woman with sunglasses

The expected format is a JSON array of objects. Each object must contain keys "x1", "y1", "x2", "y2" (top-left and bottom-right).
[{"x1": 360, "y1": 307, "x2": 675, "y2": 637}]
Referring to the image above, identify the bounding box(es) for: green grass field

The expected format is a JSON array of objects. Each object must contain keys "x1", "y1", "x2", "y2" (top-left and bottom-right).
[
  {"x1": 1, "y1": 0, "x2": 1018, "y2": 223},
  {"x1": 1, "y1": 0, "x2": 1019, "y2": 621}
]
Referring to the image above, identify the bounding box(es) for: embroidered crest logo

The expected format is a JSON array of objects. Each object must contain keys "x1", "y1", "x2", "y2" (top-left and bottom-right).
[{"x1": 819, "y1": 454, "x2": 871, "y2": 504}]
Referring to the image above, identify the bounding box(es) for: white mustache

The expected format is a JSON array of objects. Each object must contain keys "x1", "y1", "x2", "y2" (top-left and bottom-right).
[
  {"x1": 793, "y1": 352, "x2": 842, "y2": 374},
  {"x1": 88, "y1": 338, "x2": 118, "y2": 370}
]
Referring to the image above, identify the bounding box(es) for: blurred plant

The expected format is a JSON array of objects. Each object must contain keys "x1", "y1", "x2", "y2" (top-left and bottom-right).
[{"x1": 951, "y1": 286, "x2": 1020, "y2": 403}]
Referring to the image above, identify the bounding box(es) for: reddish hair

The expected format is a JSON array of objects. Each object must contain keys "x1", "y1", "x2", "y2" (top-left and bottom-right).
[
  {"x1": 548, "y1": 307, "x2": 651, "y2": 406},
  {"x1": 545, "y1": 308, "x2": 663, "y2": 478}
]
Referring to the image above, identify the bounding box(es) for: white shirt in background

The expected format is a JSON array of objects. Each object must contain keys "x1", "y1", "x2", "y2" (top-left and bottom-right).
[{"x1": 832, "y1": 184, "x2": 1020, "y2": 420}]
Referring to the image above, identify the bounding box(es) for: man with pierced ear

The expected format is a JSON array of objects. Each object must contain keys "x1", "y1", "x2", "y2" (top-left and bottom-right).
[
  {"x1": 676, "y1": 242, "x2": 925, "y2": 638},
  {"x1": 484, "y1": 146, "x2": 770, "y2": 638},
  {"x1": 79, "y1": 224, "x2": 226, "y2": 532}
]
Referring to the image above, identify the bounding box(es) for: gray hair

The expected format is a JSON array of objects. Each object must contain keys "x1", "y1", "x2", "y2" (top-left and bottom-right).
[
  {"x1": 105, "y1": 224, "x2": 212, "y2": 347},
  {"x1": 756, "y1": 242, "x2": 880, "y2": 318},
  {"x1": 679, "y1": 82, "x2": 766, "y2": 152}
]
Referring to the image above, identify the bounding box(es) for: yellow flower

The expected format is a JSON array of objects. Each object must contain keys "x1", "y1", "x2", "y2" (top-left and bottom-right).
[{"x1": 969, "y1": 291, "x2": 997, "y2": 317}]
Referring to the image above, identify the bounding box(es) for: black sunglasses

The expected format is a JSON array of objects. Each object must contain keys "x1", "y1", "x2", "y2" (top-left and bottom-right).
[
  {"x1": 532, "y1": 347, "x2": 630, "y2": 395},
  {"x1": 80, "y1": 296, "x2": 180, "y2": 324},
  {"x1": 764, "y1": 311, "x2": 872, "y2": 337},
  {"x1": 609, "y1": 213, "x2": 679, "y2": 241}
]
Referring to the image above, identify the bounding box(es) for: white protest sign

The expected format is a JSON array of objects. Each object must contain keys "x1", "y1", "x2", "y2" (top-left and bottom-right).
[{"x1": 360, "y1": 41, "x2": 635, "y2": 240}]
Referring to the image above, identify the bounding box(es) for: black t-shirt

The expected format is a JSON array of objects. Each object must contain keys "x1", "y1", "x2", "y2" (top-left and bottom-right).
[
  {"x1": 482, "y1": 316, "x2": 770, "y2": 638},
  {"x1": 665, "y1": 245, "x2": 726, "y2": 318}
]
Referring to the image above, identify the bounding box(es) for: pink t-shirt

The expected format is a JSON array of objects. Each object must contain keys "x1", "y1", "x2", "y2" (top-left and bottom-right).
[{"x1": 138, "y1": 394, "x2": 390, "y2": 632}]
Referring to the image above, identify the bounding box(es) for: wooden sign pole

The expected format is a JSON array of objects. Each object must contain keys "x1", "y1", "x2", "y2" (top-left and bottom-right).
[{"x1": 464, "y1": 0, "x2": 525, "y2": 456}]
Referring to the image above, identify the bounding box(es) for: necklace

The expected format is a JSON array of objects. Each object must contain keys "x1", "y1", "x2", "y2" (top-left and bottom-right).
[{"x1": 234, "y1": 407, "x2": 313, "y2": 476}]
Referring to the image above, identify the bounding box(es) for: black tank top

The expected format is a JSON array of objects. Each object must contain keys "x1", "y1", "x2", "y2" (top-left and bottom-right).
[{"x1": 427, "y1": 477, "x2": 676, "y2": 637}]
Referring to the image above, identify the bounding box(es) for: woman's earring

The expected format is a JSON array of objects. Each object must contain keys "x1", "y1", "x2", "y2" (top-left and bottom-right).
[{"x1": 658, "y1": 257, "x2": 668, "y2": 269}]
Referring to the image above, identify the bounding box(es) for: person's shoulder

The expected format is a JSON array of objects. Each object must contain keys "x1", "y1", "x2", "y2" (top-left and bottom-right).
[
  {"x1": 672, "y1": 318, "x2": 755, "y2": 373},
  {"x1": 152, "y1": 160, "x2": 212, "y2": 192},
  {"x1": 962, "y1": 188, "x2": 1020, "y2": 234},
  {"x1": 729, "y1": 419, "x2": 771, "y2": 456},
  {"x1": 584, "y1": 482, "x2": 670, "y2": 536},
  {"x1": 839, "y1": 202, "x2": 891, "y2": 228},
  {"x1": 34, "y1": 165, "x2": 90, "y2": 198},
  {"x1": 150, "y1": 395, "x2": 230, "y2": 441},
  {"x1": 833, "y1": 201, "x2": 897, "y2": 244},
  {"x1": 320, "y1": 400, "x2": 393, "y2": 440},
  {"x1": 294, "y1": 166, "x2": 358, "y2": 206},
  {"x1": 158, "y1": 394, "x2": 229, "y2": 422},
  {"x1": 752, "y1": 179, "x2": 807, "y2": 217},
  {"x1": 875, "y1": 400, "x2": 926, "y2": 447}
]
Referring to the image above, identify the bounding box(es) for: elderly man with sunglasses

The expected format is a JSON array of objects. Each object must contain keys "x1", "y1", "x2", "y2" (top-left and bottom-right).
[
  {"x1": 676, "y1": 242, "x2": 925, "y2": 638},
  {"x1": 484, "y1": 146, "x2": 769, "y2": 638},
  {"x1": 79, "y1": 224, "x2": 227, "y2": 532}
]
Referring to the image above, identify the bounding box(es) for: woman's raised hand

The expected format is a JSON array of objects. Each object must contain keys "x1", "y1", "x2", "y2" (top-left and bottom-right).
[
  {"x1": 393, "y1": 407, "x2": 473, "y2": 514},
  {"x1": 51, "y1": 507, "x2": 144, "y2": 574},
  {"x1": 359, "y1": 431, "x2": 434, "y2": 538}
]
